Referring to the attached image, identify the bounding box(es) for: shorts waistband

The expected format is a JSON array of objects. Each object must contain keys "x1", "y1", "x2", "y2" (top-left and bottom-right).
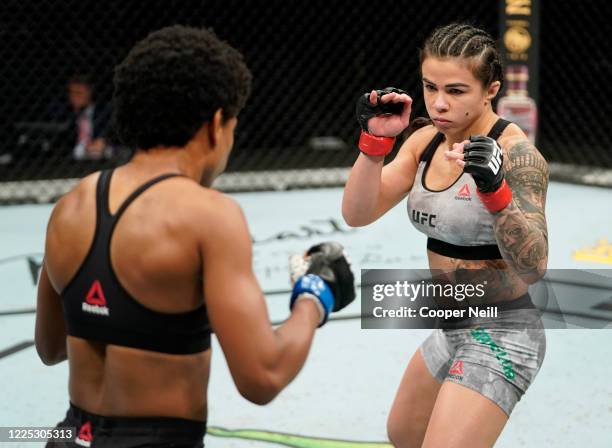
[
  {"x1": 494, "y1": 293, "x2": 535, "y2": 312},
  {"x1": 439, "y1": 293, "x2": 538, "y2": 328},
  {"x1": 68, "y1": 402, "x2": 207, "y2": 434}
]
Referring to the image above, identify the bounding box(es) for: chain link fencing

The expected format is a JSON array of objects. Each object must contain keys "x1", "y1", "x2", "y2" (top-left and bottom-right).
[{"x1": 0, "y1": 0, "x2": 609, "y2": 203}]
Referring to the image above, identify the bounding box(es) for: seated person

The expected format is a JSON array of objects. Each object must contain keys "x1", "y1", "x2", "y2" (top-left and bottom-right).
[{"x1": 47, "y1": 74, "x2": 113, "y2": 160}]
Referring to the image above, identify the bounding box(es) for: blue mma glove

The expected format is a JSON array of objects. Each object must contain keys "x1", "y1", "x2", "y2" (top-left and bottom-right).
[{"x1": 289, "y1": 242, "x2": 356, "y2": 326}]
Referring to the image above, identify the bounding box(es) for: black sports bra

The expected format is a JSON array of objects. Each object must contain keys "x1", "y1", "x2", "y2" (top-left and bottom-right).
[{"x1": 61, "y1": 169, "x2": 211, "y2": 354}]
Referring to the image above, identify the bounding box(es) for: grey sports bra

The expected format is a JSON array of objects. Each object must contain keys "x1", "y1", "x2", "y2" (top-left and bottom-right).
[{"x1": 406, "y1": 119, "x2": 511, "y2": 260}]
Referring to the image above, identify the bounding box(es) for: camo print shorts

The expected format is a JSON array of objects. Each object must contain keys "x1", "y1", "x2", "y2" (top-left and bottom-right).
[{"x1": 420, "y1": 313, "x2": 546, "y2": 416}]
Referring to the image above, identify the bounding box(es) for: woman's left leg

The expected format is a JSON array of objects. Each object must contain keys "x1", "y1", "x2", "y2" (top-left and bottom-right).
[
  {"x1": 422, "y1": 381, "x2": 508, "y2": 448},
  {"x1": 422, "y1": 325, "x2": 546, "y2": 447}
]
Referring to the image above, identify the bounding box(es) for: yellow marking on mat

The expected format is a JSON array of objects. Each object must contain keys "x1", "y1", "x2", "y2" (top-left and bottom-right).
[
  {"x1": 207, "y1": 426, "x2": 391, "y2": 447},
  {"x1": 573, "y1": 239, "x2": 612, "y2": 265}
]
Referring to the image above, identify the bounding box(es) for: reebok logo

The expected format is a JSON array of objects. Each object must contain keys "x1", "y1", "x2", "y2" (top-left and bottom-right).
[
  {"x1": 75, "y1": 421, "x2": 93, "y2": 447},
  {"x1": 448, "y1": 359, "x2": 464, "y2": 381},
  {"x1": 449, "y1": 359, "x2": 463, "y2": 375},
  {"x1": 82, "y1": 280, "x2": 110, "y2": 316},
  {"x1": 454, "y1": 183, "x2": 471, "y2": 201}
]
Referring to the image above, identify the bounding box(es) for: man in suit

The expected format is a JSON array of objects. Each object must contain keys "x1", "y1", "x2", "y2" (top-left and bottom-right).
[{"x1": 50, "y1": 74, "x2": 112, "y2": 160}]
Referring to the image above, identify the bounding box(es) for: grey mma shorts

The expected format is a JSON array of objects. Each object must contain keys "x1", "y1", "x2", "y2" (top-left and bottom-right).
[{"x1": 420, "y1": 314, "x2": 546, "y2": 416}]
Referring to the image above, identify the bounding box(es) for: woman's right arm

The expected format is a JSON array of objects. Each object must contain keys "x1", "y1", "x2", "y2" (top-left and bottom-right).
[
  {"x1": 342, "y1": 88, "x2": 424, "y2": 227},
  {"x1": 201, "y1": 194, "x2": 354, "y2": 405},
  {"x1": 342, "y1": 141, "x2": 420, "y2": 226}
]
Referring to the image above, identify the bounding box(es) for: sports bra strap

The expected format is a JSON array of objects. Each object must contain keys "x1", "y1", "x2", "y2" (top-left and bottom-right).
[
  {"x1": 112, "y1": 172, "x2": 184, "y2": 222},
  {"x1": 419, "y1": 132, "x2": 444, "y2": 162},
  {"x1": 487, "y1": 118, "x2": 511, "y2": 140},
  {"x1": 419, "y1": 118, "x2": 512, "y2": 163}
]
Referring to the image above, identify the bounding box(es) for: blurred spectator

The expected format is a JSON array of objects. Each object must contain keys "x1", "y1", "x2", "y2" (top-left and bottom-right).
[{"x1": 47, "y1": 74, "x2": 113, "y2": 160}]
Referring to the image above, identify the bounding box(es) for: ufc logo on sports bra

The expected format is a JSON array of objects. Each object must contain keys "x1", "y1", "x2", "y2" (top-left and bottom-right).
[
  {"x1": 412, "y1": 210, "x2": 436, "y2": 228},
  {"x1": 488, "y1": 143, "x2": 502, "y2": 175}
]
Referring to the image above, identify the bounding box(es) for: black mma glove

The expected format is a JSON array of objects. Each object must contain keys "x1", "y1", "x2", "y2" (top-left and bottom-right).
[
  {"x1": 355, "y1": 87, "x2": 408, "y2": 156},
  {"x1": 355, "y1": 87, "x2": 407, "y2": 133},
  {"x1": 463, "y1": 136, "x2": 512, "y2": 212}
]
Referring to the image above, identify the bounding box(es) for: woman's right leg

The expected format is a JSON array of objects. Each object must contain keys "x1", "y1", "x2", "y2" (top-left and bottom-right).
[{"x1": 387, "y1": 348, "x2": 444, "y2": 448}]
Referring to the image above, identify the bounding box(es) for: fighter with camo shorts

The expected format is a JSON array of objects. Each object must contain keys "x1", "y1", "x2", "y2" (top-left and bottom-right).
[{"x1": 343, "y1": 23, "x2": 547, "y2": 448}]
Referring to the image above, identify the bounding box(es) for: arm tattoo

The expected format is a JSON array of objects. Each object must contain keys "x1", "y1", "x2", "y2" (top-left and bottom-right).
[{"x1": 494, "y1": 138, "x2": 549, "y2": 279}]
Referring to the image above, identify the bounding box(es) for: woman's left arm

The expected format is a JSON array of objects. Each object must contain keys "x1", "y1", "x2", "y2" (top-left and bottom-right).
[{"x1": 494, "y1": 136, "x2": 549, "y2": 283}]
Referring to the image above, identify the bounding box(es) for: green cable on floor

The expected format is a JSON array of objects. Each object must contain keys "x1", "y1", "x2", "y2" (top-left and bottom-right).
[{"x1": 207, "y1": 426, "x2": 392, "y2": 448}]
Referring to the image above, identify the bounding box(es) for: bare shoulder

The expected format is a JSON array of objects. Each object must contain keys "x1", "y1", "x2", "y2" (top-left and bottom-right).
[
  {"x1": 48, "y1": 172, "x2": 100, "y2": 230},
  {"x1": 184, "y1": 184, "x2": 250, "y2": 243},
  {"x1": 397, "y1": 124, "x2": 438, "y2": 161},
  {"x1": 191, "y1": 188, "x2": 255, "y2": 269},
  {"x1": 185, "y1": 183, "x2": 243, "y2": 220},
  {"x1": 497, "y1": 124, "x2": 549, "y2": 212},
  {"x1": 44, "y1": 173, "x2": 102, "y2": 287},
  {"x1": 498, "y1": 123, "x2": 548, "y2": 175}
]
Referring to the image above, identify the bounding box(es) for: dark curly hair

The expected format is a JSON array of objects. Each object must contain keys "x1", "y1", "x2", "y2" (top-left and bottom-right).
[{"x1": 113, "y1": 25, "x2": 252, "y2": 150}]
